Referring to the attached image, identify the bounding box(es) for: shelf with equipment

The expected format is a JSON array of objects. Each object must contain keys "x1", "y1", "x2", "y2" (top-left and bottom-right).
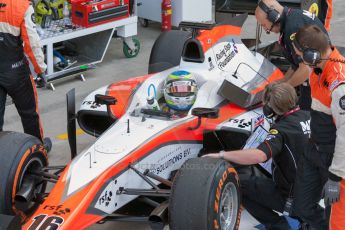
[{"x1": 38, "y1": 0, "x2": 139, "y2": 90}]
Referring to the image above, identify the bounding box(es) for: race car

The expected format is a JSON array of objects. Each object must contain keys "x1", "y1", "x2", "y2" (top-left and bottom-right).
[{"x1": 0, "y1": 14, "x2": 282, "y2": 230}]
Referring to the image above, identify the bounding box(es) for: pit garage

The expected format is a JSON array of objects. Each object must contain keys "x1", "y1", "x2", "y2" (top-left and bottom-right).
[{"x1": 1, "y1": 0, "x2": 344, "y2": 229}]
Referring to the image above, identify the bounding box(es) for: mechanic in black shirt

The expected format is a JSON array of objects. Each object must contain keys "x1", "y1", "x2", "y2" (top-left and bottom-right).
[
  {"x1": 204, "y1": 82, "x2": 310, "y2": 229},
  {"x1": 319, "y1": 0, "x2": 332, "y2": 32},
  {"x1": 255, "y1": 0, "x2": 328, "y2": 110}
]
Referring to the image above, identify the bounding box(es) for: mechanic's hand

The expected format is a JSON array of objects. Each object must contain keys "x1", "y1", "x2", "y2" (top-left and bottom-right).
[
  {"x1": 35, "y1": 73, "x2": 47, "y2": 88},
  {"x1": 202, "y1": 153, "x2": 221, "y2": 159},
  {"x1": 323, "y1": 179, "x2": 341, "y2": 206}
]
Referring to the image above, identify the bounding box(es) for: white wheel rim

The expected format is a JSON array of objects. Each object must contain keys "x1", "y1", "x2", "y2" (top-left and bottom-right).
[{"x1": 219, "y1": 182, "x2": 238, "y2": 230}]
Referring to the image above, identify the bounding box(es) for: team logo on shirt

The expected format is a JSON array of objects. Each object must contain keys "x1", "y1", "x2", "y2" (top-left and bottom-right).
[
  {"x1": 308, "y1": 3, "x2": 319, "y2": 17},
  {"x1": 269, "y1": 129, "x2": 279, "y2": 135},
  {"x1": 290, "y1": 33, "x2": 296, "y2": 41},
  {"x1": 300, "y1": 120, "x2": 311, "y2": 135},
  {"x1": 340, "y1": 96, "x2": 345, "y2": 110},
  {"x1": 303, "y1": 10, "x2": 316, "y2": 20}
]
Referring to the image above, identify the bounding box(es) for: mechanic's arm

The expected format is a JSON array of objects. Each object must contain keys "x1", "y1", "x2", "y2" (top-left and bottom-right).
[
  {"x1": 281, "y1": 67, "x2": 295, "y2": 82},
  {"x1": 21, "y1": 4, "x2": 47, "y2": 74},
  {"x1": 328, "y1": 84, "x2": 345, "y2": 181},
  {"x1": 203, "y1": 129, "x2": 283, "y2": 165},
  {"x1": 285, "y1": 63, "x2": 311, "y2": 87},
  {"x1": 203, "y1": 149, "x2": 267, "y2": 165}
]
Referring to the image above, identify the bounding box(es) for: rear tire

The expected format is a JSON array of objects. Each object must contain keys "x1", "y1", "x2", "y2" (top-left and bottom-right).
[
  {"x1": 148, "y1": 30, "x2": 190, "y2": 74},
  {"x1": 169, "y1": 158, "x2": 241, "y2": 230},
  {"x1": 0, "y1": 131, "x2": 48, "y2": 217}
]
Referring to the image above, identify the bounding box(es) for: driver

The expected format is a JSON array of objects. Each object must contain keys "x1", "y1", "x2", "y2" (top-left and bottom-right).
[{"x1": 160, "y1": 70, "x2": 198, "y2": 118}]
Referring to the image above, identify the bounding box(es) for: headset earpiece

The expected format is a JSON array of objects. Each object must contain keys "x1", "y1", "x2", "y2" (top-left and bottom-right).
[
  {"x1": 258, "y1": 1, "x2": 281, "y2": 24},
  {"x1": 263, "y1": 104, "x2": 276, "y2": 119},
  {"x1": 293, "y1": 39, "x2": 321, "y2": 66},
  {"x1": 302, "y1": 48, "x2": 321, "y2": 66}
]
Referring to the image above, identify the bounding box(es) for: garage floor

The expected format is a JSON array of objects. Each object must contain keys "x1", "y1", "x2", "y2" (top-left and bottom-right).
[{"x1": 3, "y1": 0, "x2": 345, "y2": 229}]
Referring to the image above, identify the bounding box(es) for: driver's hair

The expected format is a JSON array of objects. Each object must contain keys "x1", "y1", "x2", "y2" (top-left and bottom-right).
[{"x1": 263, "y1": 82, "x2": 297, "y2": 115}]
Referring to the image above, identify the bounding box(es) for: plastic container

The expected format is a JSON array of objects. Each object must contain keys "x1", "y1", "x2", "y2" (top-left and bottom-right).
[
  {"x1": 146, "y1": 95, "x2": 160, "y2": 110},
  {"x1": 63, "y1": 0, "x2": 71, "y2": 25}
]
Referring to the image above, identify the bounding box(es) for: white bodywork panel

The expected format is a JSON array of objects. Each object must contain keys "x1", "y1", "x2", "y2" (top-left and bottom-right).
[
  {"x1": 79, "y1": 86, "x2": 108, "y2": 112},
  {"x1": 67, "y1": 34, "x2": 278, "y2": 212},
  {"x1": 93, "y1": 143, "x2": 202, "y2": 214}
]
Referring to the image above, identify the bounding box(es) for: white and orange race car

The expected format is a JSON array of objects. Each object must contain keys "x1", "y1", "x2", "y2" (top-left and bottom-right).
[{"x1": 0, "y1": 16, "x2": 282, "y2": 230}]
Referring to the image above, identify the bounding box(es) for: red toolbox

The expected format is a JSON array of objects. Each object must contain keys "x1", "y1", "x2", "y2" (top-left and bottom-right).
[{"x1": 71, "y1": 0, "x2": 129, "y2": 27}]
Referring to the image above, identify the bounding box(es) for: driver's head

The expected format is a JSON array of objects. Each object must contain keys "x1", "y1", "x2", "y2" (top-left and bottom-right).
[
  {"x1": 262, "y1": 82, "x2": 297, "y2": 118},
  {"x1": 163, "y1": 70, "x2": 198, "y2": 111},
  {"x1": 255, "y1": 0, "x2": 284, "y2": 34}
]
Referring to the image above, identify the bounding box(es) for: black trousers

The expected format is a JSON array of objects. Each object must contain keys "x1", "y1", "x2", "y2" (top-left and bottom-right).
[
  {"x1": 293, "y1": 143, "x2": 333, "y2": 230},
  {"x1": 0, "y1": 70, "x2": 43, "y2": 141},
  {"x1": 318, "y1": 0, "x2": 331, "y2": 26},
  {"x1": 240, "y1": 175, "x2": 291, "y2": 230}
]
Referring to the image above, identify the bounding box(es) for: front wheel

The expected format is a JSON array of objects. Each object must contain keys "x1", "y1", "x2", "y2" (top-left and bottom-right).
[
  {"x1": 169, "y1": 158, "x2": 241, "y2": 230},
  {"x1": 0, "y1": 131, "x2": 48, "y2": 218},
  {"x1": 123, "y1": 38, "x2": 140, "y2": 58}
]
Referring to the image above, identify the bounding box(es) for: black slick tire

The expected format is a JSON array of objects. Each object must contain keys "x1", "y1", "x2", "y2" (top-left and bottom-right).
[
  {"x1": 148, "y1": 30, "x2": 190, "y2": 74},
  {"x1": 169, "y1": 157, "x2": 241, "y2": 230},
  {"x1": 0, "y1": 131, "x2": 48, "y2": 217}
]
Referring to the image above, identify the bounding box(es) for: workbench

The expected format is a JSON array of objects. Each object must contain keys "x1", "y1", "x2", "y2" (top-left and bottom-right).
[{"x1": 39, "y1": 14, "x2": 138, "y2": 90}]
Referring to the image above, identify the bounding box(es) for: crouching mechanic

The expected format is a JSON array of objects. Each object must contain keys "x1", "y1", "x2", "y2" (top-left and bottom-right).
[
  {"x1": 292, "y1": 25, "x2": 345, "y2": 229},
  {"x1": 204, "y1": 82, "x2": 310, "y2": 229},
  {"x1": 0, "y1": 0, "x2": 51, "y2": 150},
  {"x1": 159, "y1": 70, "x2": 198, "y2": 118}
]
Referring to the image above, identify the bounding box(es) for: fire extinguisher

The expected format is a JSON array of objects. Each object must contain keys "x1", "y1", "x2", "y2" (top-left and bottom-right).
[{"x1": 161, "y1": 0, "x2": 172, "y2": 31}]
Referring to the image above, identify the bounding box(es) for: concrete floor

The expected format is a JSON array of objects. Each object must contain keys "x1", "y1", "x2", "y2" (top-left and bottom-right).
[{"x1": 3, "y1": 0, "x2": 345, "y2": 228}]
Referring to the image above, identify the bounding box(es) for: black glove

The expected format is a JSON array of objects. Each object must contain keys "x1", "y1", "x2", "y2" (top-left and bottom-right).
[
  {"x1": 35, "y1": 73, "x2": 47, "y2": 88},
  {"x1": 323, "y1": 178, "x2": 341, "y2": 206}
]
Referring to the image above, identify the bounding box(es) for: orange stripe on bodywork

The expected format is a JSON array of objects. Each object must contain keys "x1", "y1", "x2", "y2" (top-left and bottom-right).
[
  {"x1": 23, "y1": 103, "x2": 246, "y2": 229},
  {"x1": 197, "y1": 25, "x2": 241, "y2": 53},
  {"x1": 107, "y1": 75, "x2": 151, "y2": 118},
  {"x1": 250, "y1": 68, "x2": 284, "y2": 94}
]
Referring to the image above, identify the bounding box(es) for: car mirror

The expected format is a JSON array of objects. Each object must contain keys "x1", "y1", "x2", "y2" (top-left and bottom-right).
[
  {"x1": 191, "y1": 107, "x2": 219, "y2": 119},
  {"x1": 94, "y1": 94, "x2": 117, "y2": 106},
  {"x1": 189, "y1": 108, "x2": 219, "y2": 130}
]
